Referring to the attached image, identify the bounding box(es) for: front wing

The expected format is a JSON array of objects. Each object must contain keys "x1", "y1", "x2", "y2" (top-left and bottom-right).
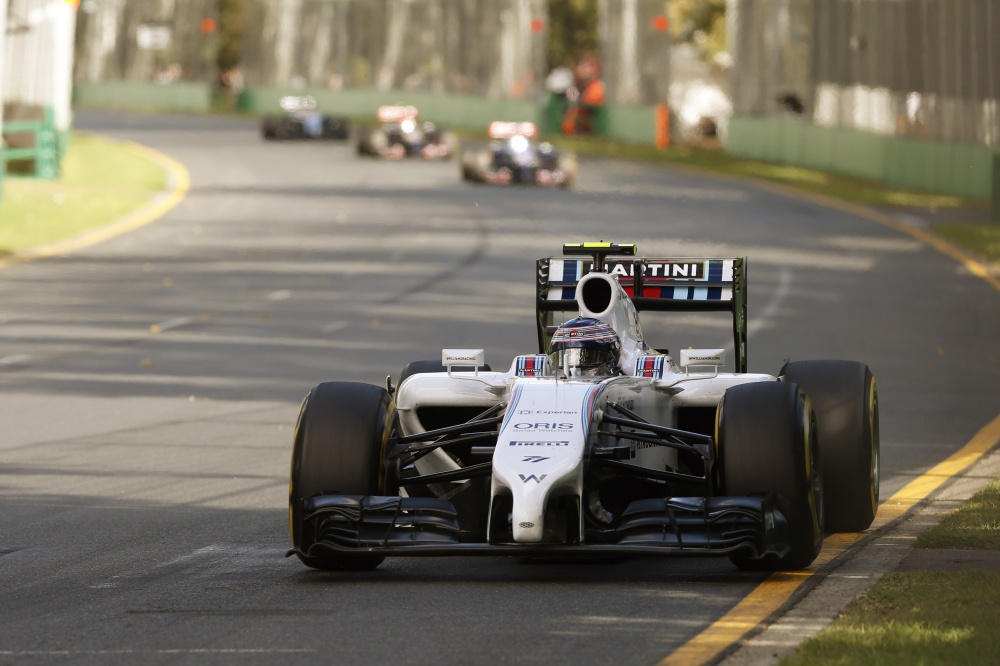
[{"x1": 287, "y1": 492, "x2": 790, "y2": 560}]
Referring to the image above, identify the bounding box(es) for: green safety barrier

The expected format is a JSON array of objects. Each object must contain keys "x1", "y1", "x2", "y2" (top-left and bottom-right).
[
  {"x1": 71, "y1": 81, "x2": 669, "y2": 147},
  {"x1": 2, "y1": 105, "x2": 60, "y2": 180},
  {"x1": 727, "y1": 116, "x2": 998, "y2": 210}
]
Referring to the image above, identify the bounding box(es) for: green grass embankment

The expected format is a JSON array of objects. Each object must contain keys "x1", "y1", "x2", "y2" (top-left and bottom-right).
[{"x1": 0, "y1": 133, "x2": 165, "y2": 256}]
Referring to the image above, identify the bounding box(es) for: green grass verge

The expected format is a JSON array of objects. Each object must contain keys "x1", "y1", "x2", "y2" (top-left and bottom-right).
[
  {"x1": 782, "y1": 571, "x2": 1000, "y2": 665},
  {"x1": 783, "y1": 477, "x2": 1000, "y2": 665},
  {"x1": 928, "y1": 224, "x2": 1000, "y2": 266},
  {"x1": 0, "y1": 132, "x2": 166, "y2": 256},
  {"x1": 915, "y1": 478, "x2": 1000, "y2": 550}
]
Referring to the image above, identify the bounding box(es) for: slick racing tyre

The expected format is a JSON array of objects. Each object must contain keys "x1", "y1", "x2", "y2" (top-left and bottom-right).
[
  {"x1": 261, "y1": 115, "x2": 278, "y2": 140},
  {"x1": 780, "y1": 360, "x2": 879, "y2": 533},
  {"x1": 440, "y1": 130, "x2": 460, "y2": 159},
  {"x1": 289, "y1": 382, "x2": 393, "y2": 571},
  {"x1": 460, "y1": 149, "x2": 480, "y2": 181},
  {"x1": 273, "y1": 117, "x2": 297, "y2": 140},
  {"x1": 557, "y1": 151, "x2": 578, "y2": 188},
  {"x1": 368, "y1": 128, "x2": 389, "y2": 156},
  {"x1": 398, "y1": 359, "x2": 448, "y2": 388},
  {"x1": 717, "y1": 381, "x2": 823, "y2": 571},
  {"x1": 355, "y1": 128, "x2": 371, "y2": 155},
  {"x1": 321, "y1": 115, "x2": 349, "y2": 139},
  {"x1": 397, "y1": 359, "x2": 492, "y2": 389}
]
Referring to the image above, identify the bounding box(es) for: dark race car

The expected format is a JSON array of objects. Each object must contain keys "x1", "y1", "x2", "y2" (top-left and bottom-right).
[
  {"x1": 461, "y1": 121, "x2": 578, "y2": 188},
  {"x1": 355, "y1": 105, "x2": 458, "y2": 159},
  {"x1": 261, "y1": 95, "x2": 350, "y2": 141}
]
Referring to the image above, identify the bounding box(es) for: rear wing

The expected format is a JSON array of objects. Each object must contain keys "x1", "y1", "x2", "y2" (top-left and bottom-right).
[
  {"x1": 489, "y1": 121, "x2": 538, "y2": 139},
  {"x1": 535, "y1": 244, "x2": 748, "y2": 372},
  {"x1": 377, "y1": 105, "x2": 419, "y2": 122}
]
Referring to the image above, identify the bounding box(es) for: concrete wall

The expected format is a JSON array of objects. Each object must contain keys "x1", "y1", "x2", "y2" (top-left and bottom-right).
[
  {"x1": 727, "y1": 116, "x2": 997, "y2": 203},
  {"x1": 73, "y1": 82, "x2": 214, "y2": 113},
  {"x1": 238, "y1": 87, "x2": 539, "y2": 129}
]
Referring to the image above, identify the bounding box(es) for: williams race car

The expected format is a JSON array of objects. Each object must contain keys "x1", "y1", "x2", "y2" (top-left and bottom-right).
[
  {"x1": 261, "y1": 95, "x2": 349, "y2": 141},
  {"x1": 288, "y1": 242, "x2": 879, "y2": 572},
  {"x1": 461, "y1": 121, "x2": 578, "y2": 187},
  {"x1": 355, "y1": 105, "x2": 459, "y2": 159}
]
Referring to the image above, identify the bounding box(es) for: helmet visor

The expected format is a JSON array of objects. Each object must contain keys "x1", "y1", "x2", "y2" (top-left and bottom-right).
[{"x1": 549, "y1": 348, "x2": 617, "y2": 376}]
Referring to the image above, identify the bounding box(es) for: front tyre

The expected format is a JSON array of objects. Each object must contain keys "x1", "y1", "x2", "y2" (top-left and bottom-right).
[
  {"x1": 557, "y1": 151, "x2": 578, "y2": 188},
  {"x1": 440, "y1": 130, "x2": 460, "y2": 159},
  {"x1": 289, "y1": 382, "x2": 393, "y2": 571},
  {"x1": 780, "y1": 360, "x2": 879, "y2": 533},
  {"x1": 355, "y1": 128, "x2": 372, "y2": 155},
  {"x1": 717, "y1": 381, "x2": 823, "y2": 571}
]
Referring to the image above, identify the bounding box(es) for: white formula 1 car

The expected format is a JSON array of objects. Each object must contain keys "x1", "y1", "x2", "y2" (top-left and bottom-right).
[{"x1": 288, "y1": 243, "x2": 879, "y2": 572}]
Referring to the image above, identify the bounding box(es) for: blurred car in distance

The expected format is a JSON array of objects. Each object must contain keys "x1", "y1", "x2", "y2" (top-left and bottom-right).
[
  {"x1": 355, "y1": 105, "x2": 458, "y2": 159},
  {"x1": 461, "y1": 121, "x2": 578, "y2": 187},
  {"x1": 261, "y1": 95, "x2": 350, "y2": 141}
]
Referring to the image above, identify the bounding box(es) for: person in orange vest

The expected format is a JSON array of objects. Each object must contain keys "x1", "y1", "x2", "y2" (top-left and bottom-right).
[{"x1": 562, "y1": 56, "x2": 605, "y2": 135}]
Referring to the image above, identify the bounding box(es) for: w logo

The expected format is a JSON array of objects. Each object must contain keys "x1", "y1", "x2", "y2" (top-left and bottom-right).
[{"x1": 519, "y1": 474, "x2": 548, "y2": 484}]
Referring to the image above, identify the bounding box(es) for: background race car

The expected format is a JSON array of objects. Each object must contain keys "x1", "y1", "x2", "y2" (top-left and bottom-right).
[
  {"x1": 355, "y1": 105, "x2": 459, "y2": 159},
  {"x1": 288, "y1": 242, "x2": 879, "y2": 573},
  {"x1": 260, "y1": 95, "x2": 350, "y2": 140},
  {"x1": 461, "y1": 121, "x2": 578, "y2": 187}
]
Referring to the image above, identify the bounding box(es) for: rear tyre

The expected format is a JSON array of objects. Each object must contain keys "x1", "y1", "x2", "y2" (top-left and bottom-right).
[
  {"x1": 460, "y1": 149, "x2": 479, "y2": 181},
  {"x1": 274, "y1": 117, "x2": 294, "y2": 140},
  {"x1": 369, "y1": 129, "x2": 389, "y2": 156},
  {"x1": 397, "y1": 359, "x2": 492, "y2": 389},
  {"x1": 398, "y1": 359, "x2": 447, "y2": 387},
  {"x1": 322, "y1": 115, "x2": 349, "y2": 139},
  {"x1": 289, "y1": 382, "x2": 392, "y2": 571},
  {"x1": 355, "y1": 128, "x2": 371, "y2": 155},
  {"x1": 261, "y1": 115, "x2": 278, "y2": 140},
  {"x1": 780, "y1": 361, "x2": 879, "y2": 533},
  {"x1": 717, "y1": 381, "x2": 823, "y2": 571}
]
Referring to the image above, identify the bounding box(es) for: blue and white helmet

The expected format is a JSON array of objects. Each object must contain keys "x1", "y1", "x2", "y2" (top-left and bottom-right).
[{"x1": 548, "y1": 317, "x2": 622, "y2": 376}]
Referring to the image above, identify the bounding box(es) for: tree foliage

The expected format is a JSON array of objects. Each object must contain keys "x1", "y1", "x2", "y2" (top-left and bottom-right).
[
  {"x1": 548, "y1": 0, "x2": 599, "y2": 68},
  {"x1": 668, "y1": 0, "x2": 727, "y2": 61},
  {"x1": 216, "y1": 0, "x2": 244, "y2": 71}
]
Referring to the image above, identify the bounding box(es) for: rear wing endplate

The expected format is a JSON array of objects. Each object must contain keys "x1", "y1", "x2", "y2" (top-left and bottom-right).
[{"x1": 535, "y1": 247, "x2": 747, "y2": 373}]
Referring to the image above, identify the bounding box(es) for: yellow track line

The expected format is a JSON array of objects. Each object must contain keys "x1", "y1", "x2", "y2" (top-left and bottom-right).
[
  {"x1": 0, "y1": 138, "x2": 190, "y2": 268},
  {"x1": 659, "y1": 413, "x2": 1000, "y2": 665}
]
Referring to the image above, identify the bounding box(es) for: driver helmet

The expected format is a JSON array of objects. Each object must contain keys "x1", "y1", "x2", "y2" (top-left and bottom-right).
[{"x1": 548, "y1": 317, "x2": 622, "y2": 377}]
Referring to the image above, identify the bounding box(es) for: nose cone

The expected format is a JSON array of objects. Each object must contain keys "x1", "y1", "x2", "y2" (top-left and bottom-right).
[{"x1": 492, "y1": 381, "x2": 596, "y2": 543}]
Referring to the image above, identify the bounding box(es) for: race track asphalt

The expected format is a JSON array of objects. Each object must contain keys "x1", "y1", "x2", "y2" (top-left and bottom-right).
[{"x1": 0, "y1": 110, "x2": 997, "y2": 665}]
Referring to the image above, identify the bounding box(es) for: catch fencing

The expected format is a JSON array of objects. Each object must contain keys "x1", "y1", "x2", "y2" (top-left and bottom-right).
[
  {"x1": 238, "y1": 0, "x2": 548, "y2": 102},
  {"x1": 73, "y1": 0, "x2": 219, "y2": 84},
  {"x1": 729, "y1": 0, "x2": 1000, "y2": 148},
  {"x1": 71, "y1": 0, "x2": 673, "y2": 107},
  {"x1": 599, "y1": 0, "x2": 671, "y2": 107}
]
